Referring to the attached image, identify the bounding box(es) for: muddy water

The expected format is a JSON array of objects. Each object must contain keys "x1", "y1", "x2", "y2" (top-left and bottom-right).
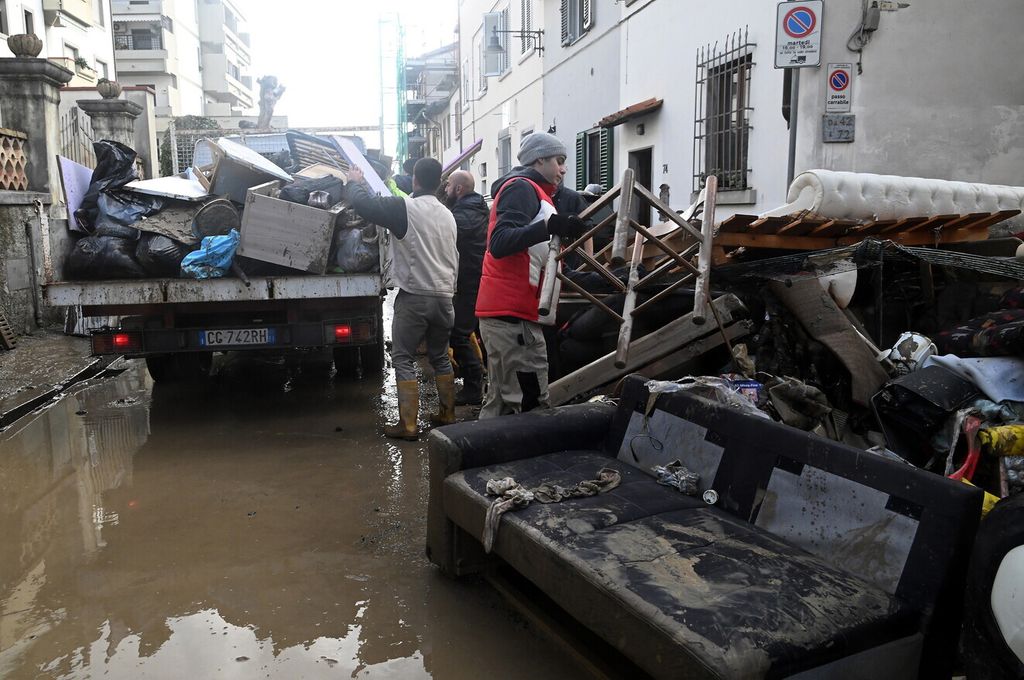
[{"x1": 0, "y1": 355, "x2": 586, "y2": 678}]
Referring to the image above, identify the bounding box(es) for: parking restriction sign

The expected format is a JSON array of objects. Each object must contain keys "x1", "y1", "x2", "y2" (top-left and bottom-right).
[
  {"x1": 775, "y1": 1, "x2": 823, "y2": 68},
  {"x1": 825, "y1": 63, "x2": 853, "y2": 113}
]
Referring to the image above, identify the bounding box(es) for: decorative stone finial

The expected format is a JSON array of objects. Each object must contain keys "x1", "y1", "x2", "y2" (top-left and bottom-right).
[
  {"x1": 7, "y1": 34, "x2": 43, "y2": 59},
  {"x1": 97, "y1": 78, "x2": 123, "y2": 99}
]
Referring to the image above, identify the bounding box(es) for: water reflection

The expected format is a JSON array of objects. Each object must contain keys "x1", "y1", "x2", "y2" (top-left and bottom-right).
[{"x1": 0, "y1": 361, "x2": 581, "y2": 679}]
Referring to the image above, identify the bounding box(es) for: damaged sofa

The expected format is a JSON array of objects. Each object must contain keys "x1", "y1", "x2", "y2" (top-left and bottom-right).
[{"x1": 426, "y1": 375, "x2": 983, "y2": 679}]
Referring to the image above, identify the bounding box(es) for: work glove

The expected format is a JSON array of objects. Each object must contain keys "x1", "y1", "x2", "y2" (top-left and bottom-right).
[{"x1": 546, "y1": 213, "x2": 587, "y2": 240}]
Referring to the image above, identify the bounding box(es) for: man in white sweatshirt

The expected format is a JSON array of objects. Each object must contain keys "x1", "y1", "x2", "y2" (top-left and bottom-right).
[{"x1": 346, "y1": 158, "x2": 458, "y2": 440}]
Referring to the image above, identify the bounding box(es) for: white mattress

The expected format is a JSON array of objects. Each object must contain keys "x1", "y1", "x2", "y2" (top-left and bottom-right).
[{"x1": 762, "y1": 170, "x2": 1024, "y2": 229}]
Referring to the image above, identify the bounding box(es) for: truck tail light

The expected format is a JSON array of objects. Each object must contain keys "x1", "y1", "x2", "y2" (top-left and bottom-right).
[
  {"x1": 334, "y1": 324, "x2": 353, "y2": 340},
  {"x1": 92, "y1": 330, "x2": 143, "y2": 354}
]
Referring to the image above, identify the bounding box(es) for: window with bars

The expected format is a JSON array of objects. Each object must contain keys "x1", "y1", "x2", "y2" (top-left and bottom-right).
[
  {"x1": 560, "y1": 0, "x2": 593, "y2": 46},
  {"x1": 520, "y1": 0, "x2": 534, "y2": 54},
  {"x1": 692, "y1": 28, "x2": 754, "y2": 193},
  {"x1": 575, "y1": 127, "x2": 612, "y2": 192}
]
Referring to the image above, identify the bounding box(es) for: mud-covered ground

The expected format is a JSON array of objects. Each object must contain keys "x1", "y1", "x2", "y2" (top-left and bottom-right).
[{"x1": 0, "y1": 343, "x2": 586, "y2": 678}]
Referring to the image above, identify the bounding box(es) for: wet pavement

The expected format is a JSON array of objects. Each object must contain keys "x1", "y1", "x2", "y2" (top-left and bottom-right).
[{"x1": 0, "y1": 352, "x2": 587, "y2": 678}]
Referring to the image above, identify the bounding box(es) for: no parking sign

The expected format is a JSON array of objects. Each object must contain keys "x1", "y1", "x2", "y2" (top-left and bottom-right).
[
  {"x1": 775, "y1": 1, "x2": 823, "y2": 68},
  {"x1": 826, "y1": 63, "x2": 853, "y2": 112}
]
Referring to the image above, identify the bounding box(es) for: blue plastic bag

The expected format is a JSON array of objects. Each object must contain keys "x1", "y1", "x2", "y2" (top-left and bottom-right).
[{"x1": 180, "y1": 229, "x2": 239, "y2": 279}]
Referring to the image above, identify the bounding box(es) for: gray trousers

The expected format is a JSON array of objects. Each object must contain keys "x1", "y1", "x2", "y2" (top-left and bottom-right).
[
  {"x1": 392, "y1": 290, "x2": 455, "y2": 382},
  {"x1": 478, "y1": 317, "x2": 549, "y2": 419}
]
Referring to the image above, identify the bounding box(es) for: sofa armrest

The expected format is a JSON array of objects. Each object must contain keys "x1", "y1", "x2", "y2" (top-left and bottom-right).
[{"x1": 426, "y1": 402, "x2": 616, "y2": 575}]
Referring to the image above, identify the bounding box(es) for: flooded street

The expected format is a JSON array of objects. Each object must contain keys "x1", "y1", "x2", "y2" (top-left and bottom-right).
[{"x1": 0, "y1": 352, "x2": 586, "y2": 678}]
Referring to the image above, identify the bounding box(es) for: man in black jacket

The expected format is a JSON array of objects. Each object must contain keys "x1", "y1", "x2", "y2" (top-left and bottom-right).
[{"x1": 444, "y1": 170, "x2": 489, "y2": 404}]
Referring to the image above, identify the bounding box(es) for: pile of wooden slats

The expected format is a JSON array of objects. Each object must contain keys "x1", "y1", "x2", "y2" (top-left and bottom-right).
[{"x1": 714, "y1": 209, "x2": 1021, "y2": 251}]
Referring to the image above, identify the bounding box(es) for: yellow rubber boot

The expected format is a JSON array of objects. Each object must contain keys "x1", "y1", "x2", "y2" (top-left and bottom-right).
[
  {"x1": 429, "y1": 373, "x2": 457, "y2": 426},
  {"x1": 384, "y1": 380, "x2": 419, "y2": 441}
]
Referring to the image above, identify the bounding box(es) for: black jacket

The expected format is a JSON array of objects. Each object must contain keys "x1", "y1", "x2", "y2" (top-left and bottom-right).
[
  {"x1": 451, "y1": 191, "x2": 489, "y2": 293},
  {"x1": 488, "y1": 166, "x2": 553, "y2": 259},
  {"x1": 554, "y1": 184, "x2": 589, "y2": 217}
]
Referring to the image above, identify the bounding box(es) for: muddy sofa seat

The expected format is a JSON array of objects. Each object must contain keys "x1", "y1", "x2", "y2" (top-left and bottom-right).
[{"x1": 426, "y1": 376, "x2": 983, "y2": 679}]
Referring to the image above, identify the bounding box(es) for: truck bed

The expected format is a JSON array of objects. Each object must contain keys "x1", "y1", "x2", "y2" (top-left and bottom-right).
[{"x1": 43, "y1": 273, "x2": 382, "y2": 307}]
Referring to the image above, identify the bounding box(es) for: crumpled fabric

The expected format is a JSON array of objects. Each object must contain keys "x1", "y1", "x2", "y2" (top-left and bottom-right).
[
  {"x1": 652, "y1": 460, "x2": 700, "y2": 495},
  {"x1": 979, "y1": 425, "x2": 1024, "y2": 458},
  {"x1": 481, "y1": 467, "x2": 621, "y2": 553}
]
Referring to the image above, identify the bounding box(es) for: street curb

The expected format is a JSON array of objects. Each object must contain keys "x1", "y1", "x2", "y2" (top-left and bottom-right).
[{"x1": 0, "y1": 355, "x2": 123, "y2": 431}]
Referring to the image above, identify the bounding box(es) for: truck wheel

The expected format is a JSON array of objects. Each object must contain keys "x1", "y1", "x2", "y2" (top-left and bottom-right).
[
  {"x1": 145, "y1": 353, "x2": 212, "y2": 383},
  {"x1": 145, "y1": 355, "x2": 175, "y2": 382},
  {"x1": 333, "y1": 347, "x2": 361, "y2": 380},
  {"x1": 363, "y1": 335, "x2": 386, "y2": 375}
]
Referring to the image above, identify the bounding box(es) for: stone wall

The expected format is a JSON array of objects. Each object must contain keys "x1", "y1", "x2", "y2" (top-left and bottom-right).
[{"x1": 0, "y1": 192, "x2": 48, "y2": 335}]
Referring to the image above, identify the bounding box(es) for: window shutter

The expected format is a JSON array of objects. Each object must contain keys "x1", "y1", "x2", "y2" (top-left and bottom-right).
[
  {"x1": 599, "y1": 127, "x2": 613, "y2": 191},
  {"x1": 581, "y1": 0, "x2": 593, "y2": 32},
  {"x1": 478, "y1": 40, "x2": 487, "y2": 92},
  {"x1": 501, "y1": 7, "x2": 510, "y2": 72},
  {"x1": 521, "y1": 0, "x2": 533, "y2": 54},
  {"x1": 560, "y1": 0, "x2": 570, "y2": 44},
  {"x1": 575, "y1": 131, "x2": 586, "y2": 192}
]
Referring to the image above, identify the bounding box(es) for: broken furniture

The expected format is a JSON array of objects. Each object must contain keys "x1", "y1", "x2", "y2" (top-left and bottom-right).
[
  {"x1": 716, "y1": 169, "x2": 1024, "y2": 252},
  {"x1": 237, "y1": 180, "x2": 340, "y2": 274},
  {"x1": 192, "y1": 136, "x2": 292, "y2": 204},
  {"x1": 541, "y1": 170, "x2": 719, "y2": 402},
  {"x1": 427, "y1": 375, "x2": 983, "y2": 679},
  {"x1": 547, "y1": 293, "x2": 750, "y2": 406}
]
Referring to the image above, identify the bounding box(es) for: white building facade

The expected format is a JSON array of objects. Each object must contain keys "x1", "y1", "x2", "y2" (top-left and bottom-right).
[
  {"x1": 110, "y1": 0, "x2": 253, "y2": 130},
  {"x1": 0, "y1": 0, "x2": 116, "y2": 86},
  {"x1": 457, "y1": 0, "x2": 1023, "y2": 222}
]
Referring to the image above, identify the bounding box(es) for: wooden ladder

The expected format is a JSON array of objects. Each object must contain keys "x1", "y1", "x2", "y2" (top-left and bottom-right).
[
  {"x1": 0, "y1": 310, "x2": 17, "y2": 350},
  {"x1": 538, "y1": 170, "x2": 718, "y2": 370}
]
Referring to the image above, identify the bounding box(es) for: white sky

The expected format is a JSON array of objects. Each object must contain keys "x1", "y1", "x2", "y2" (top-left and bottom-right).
[{"x1": 245, "y1": 0, "x2": 458, "y2": 154}]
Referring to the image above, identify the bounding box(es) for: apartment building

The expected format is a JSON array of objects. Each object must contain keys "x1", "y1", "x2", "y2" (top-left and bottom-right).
[
  {"x1": 0, "y1": 0, "x2": 115, "y2": 86},
  {"x1": 458, "y1": 0, "x2": 543, "y2": 197},
  {"x1": 457, "y1": 0, "x2": 1023, "y2": 222},
  {"x1": 403, "y1": 42, "x2": 458, "y2": 163},
  {"x1": 111, "y1": 0, "x2": 253, "y2": 130}
]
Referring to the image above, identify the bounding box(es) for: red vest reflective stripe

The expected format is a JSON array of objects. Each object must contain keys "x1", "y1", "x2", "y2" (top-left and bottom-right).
[{"x1": 475, "y1": 177, "x2": 556, "y2": 321}]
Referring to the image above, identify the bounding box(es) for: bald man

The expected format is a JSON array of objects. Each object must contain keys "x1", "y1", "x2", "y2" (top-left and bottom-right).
[{"x1": 444, "y1": 170, "x2": 489, "y2": 405}]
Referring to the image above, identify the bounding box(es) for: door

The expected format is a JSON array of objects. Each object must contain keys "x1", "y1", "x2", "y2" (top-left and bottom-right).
[{"x1": 628, "y1": 147, "x2": 653, "y2": 228}]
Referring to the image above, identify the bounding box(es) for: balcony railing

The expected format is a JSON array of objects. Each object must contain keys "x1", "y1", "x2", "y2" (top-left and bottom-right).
[{"x1": 114, "y1": 34, "x2": 164, "y2": 50}]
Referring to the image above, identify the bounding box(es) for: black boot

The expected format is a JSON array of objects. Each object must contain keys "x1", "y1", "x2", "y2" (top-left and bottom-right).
[{"x1": 455, "y1": 365, "x2": 484, "y2": 406}]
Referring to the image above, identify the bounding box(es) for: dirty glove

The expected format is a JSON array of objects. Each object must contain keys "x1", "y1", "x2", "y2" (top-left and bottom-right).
[{"x1": 546, "y1": 213, "x2": 587, "y2": 240}]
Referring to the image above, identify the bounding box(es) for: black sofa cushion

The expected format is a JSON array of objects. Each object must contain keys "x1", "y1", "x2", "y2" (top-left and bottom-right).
[{"x1": 444, "y1": 451, "x2": 917, "y2": 679}]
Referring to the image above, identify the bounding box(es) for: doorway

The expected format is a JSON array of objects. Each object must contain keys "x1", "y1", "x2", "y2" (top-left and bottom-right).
[{"x1": 628, "y1": 147, "x2": 653, "y2": 228}]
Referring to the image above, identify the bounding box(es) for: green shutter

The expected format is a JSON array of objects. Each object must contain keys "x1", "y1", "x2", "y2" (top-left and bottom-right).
[
  {"x1": 599, "y1": 127, "x2": 613, "y2": 191},
  {"x1": 560, "y1": 0, "x2": 570, "y2": 44},
  {"x1": 575, "y1": 131, "x2": 586, "y2": 191}
]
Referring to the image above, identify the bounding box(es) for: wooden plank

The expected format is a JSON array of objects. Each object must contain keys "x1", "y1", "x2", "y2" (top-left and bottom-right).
[
  {"x1": 936, "y1": 212, "x2": 989, "y2": 232},
  {"x1": 561, "y1": 213, "x2": 616, "y2": 258},
  {"x1": 808, "y1": 219, "x2": 859, "y2": 237},
  {"x1": 0, "y1": 310, "x2": 16, "y2": 350},
  {"x1": 641, "y1": 320, "x2": 752, "y2": 381},
  {"x1": 565, "y1": 247, "x2": 627, "y2": 292},
  {"x1": 238, "y1": 187, "x2": 336, "y2": 274},
  {"x1": 634, "y1": 182, "x2": 703, "y2": 242},
  {"x1": 878, "y1": 216, "x2": 929, "y2": 234},
  {"x1": 631, "y1": 221, "x2": 698, "y2": 275},
  {"x1": 776, "y1": 217, "x2": 827, "y2": 236},
  {"x1": 610, "y1": 169, "x2": 635, "y2": 266},
  {"x1": 848, "y1": 219, "x2": 899, "y2": 236},
  {"x1": 548, "y1": 294, "x2": 746, "y2": 406},
  {"x1": 556, "y1": 273, "x2": 624, "y2": 323},
  {"x1": 713, "y1": 227, "x2": 989, "y2": 250},
  {"x1": 900, "y1": 214, "x2": 958, "y2": 233},
  {"x1": 746, "y1": 216, "x2": 791, "y2": 234},
  {"x1": 948, "y1": 209, "x2": 1020, "y2": 233},
  {"x1": 717, "y1": 213, "x2": 758, "y2": 234},
  {"x1": 613, "y1": 232, "x2": 645, "y2": 369},
  {"x1": 691, "y1": 174, "x2": 716, "y2": 325}
]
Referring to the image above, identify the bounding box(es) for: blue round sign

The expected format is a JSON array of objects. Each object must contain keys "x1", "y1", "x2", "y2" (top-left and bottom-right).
[
  {"x1": 829, "y1": 69, "x2": 850, "y2": 91},
  {"x1": 783, "y1": 7, "x2": 817, "y2": 38}
]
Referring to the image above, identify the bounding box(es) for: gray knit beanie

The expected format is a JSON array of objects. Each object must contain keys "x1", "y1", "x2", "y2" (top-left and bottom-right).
[{"x1": 518, "y1": 132, "x2": 567, "y2": 166}]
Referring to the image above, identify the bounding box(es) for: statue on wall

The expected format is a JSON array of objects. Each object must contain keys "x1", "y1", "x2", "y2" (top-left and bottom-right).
[{"x1": 256, "y1": 75, "x2": 286, "y2": 130}]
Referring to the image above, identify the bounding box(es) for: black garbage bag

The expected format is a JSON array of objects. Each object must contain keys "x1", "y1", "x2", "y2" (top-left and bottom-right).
[
  {"x1": 92, "y1": 191, "x2": 164, "y2": 239},
  {"x1": 332, "y1": 227, "x2": 379, "y2": 273},
  {"x1": 75, "y1": 140, "x2": 140, "y2": 230},
  {"x1": 67, "y1": 235, "x2": 147, "y2": 280},
  {"x1": 136, "y1": 233, "x2": 188, "y2": 276},
  {"x1": 279, "y1": 175, "x2": 344, "y2": 206}
]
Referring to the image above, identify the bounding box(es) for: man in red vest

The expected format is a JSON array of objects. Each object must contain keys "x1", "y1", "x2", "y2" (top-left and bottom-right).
[{"x1": 475, "y1": 132, "x2": 587, "y2": 418}]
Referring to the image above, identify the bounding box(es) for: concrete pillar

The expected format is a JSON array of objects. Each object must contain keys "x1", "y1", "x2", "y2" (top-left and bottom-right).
[
  {"x1": 0, "y1": 58, "x2": 74, "y2": 204},
  {"x1": 77, "y1": 99, "x2": 144, "y2": 152}
]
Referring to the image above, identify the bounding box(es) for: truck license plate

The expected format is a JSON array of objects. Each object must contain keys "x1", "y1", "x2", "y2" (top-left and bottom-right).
[{"x1": 201, "y1": 328, "x2": 275, "y2": 347}]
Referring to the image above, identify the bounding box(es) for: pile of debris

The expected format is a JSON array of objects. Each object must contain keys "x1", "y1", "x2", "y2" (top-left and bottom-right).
[
  {"x1": 549, "y1": 168, "x2": 1024, "y2": 507},
  {"x1": 60, "y1": 133, "x2": 392, "y2": 282}
]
